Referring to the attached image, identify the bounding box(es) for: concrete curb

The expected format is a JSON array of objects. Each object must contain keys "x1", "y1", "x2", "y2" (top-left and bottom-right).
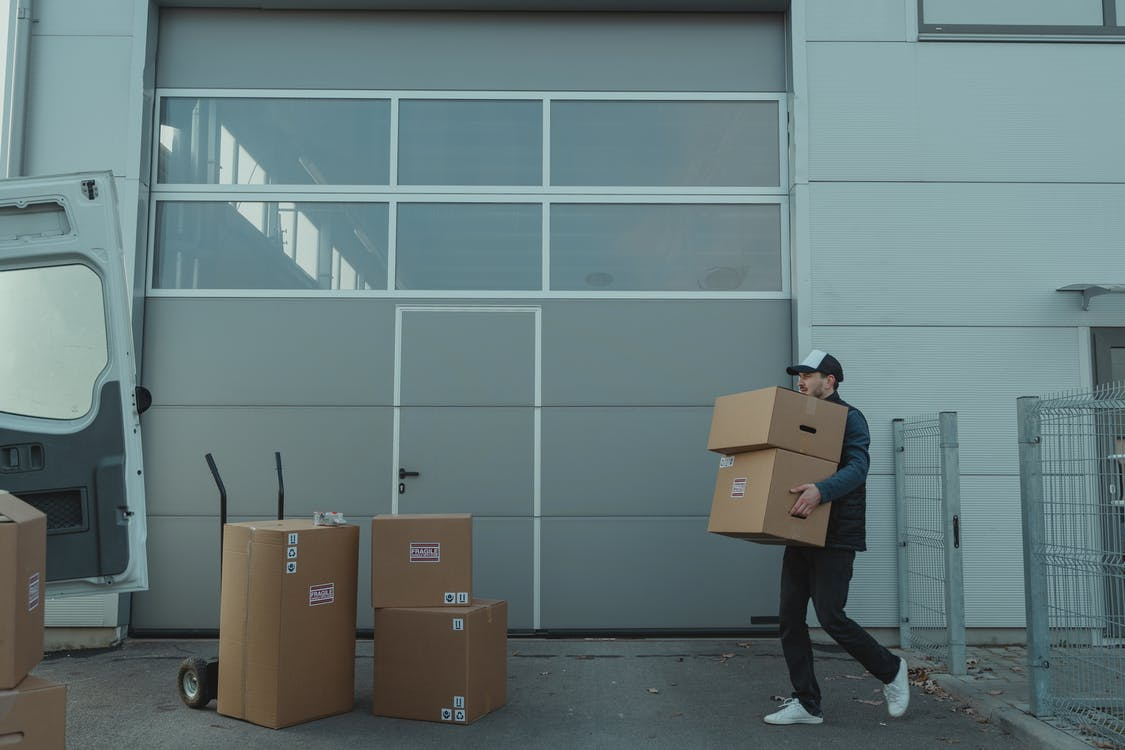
[{"x1": 931, "y1": 674, "x2": 1094, "y2": 750}]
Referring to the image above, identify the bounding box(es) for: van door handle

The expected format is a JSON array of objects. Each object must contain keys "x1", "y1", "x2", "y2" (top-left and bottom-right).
[{"x1": 399, "y1": 468, "x2": 420, "y2": 480}]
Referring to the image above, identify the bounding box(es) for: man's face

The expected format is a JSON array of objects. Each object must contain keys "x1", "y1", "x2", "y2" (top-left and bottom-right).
[{"x1": 797, "y1": 371, "x2": 833, "y2": 399}]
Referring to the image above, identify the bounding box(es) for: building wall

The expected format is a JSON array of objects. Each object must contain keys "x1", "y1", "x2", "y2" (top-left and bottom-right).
[
  {"x1": 21, "y1": 0, "x2": 1122, "y2": 634},
  {"x1": 798, "y1": 0, "x2": 1125, "y2": 627}
]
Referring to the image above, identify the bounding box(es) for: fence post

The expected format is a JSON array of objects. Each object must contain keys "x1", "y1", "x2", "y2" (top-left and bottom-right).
[
  {"x1": 939, "y1": 412, "x2": 966, "y2": 675},
  {"x1": 1017, "y1": 396, "x2": 1051, "y2": 717},
  {"x1": 893, "y1": 418, "x2": 911, "y2": 649}
]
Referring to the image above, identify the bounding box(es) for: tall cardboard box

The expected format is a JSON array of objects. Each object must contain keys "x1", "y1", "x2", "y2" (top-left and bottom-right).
[
  {"x1": 372, "y1": 599, "x2": 507, "y2": 724},
  {"x1": 371, "y1": 514, "x2": 472, "y2": 608},
  {"x1": 0, "y1": 492, "x2": 46, "y2": 689},
  {"x1": 0, "y1": 675, "x2": 66, "y2": 749},
  {"x1": 707, "y1": 448, "x2": 838, "y2": 547},
  {"x1": 217, "y1": 519, "x2": 359, "y2": 729},
  {"x1": 707, "y1": 387, "x2": 847, "y2": 461}
]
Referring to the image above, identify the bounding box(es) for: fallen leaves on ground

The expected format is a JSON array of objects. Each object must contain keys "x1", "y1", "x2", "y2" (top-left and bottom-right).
[
  {"x1": 737, "y1": 642, "x2": 753, "y2": 649},
  {"x1": 646, "y1": 688, "x2": 660, "y2": 694},
  {"x1": 717, "y1": 653, "x2": 735, "y2": 664},
  {"x1": 853, "y1": 698, "x2": 883, "y2": 706}
]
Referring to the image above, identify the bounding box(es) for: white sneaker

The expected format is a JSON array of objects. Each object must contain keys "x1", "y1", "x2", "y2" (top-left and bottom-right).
[
  {"x1": 763, "y1": 697, "x2": 824, "y2": 725},
  {"x1": 883, "y1": 657, "x2": 910, "y2": 718}
]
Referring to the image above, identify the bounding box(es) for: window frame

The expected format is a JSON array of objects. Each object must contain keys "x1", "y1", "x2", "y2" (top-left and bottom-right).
[
  {"x1": 918, "y1": 0, "x2": 1125, "y2": 39},
  {"x1": 150, "y1": 89, "x2": 790, "y2": 300}
]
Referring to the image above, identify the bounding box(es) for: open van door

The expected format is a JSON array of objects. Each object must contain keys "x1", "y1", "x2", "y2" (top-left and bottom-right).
[{"x1": 0, "y1": 172, "x2": 148, "y2": 596}]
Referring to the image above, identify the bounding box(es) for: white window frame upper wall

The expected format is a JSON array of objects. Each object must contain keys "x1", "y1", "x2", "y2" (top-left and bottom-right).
[
  {"x1": 918, "y1": 0, "x2": 1125, "y2": 39},
  {"x1": 148, "y1": 89, "x2": 790, "y2": 301}
]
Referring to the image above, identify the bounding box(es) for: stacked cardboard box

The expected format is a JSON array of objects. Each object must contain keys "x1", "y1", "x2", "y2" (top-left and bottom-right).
[
  {"x1": 706, "y1": 387, "x2": 847, "y2": 547},
  {"x1": 216, "y1": 519, "x2": 359, "y2": 729},
  {"x1": 370, "y1": 514, "x2": 507, "y2": 725},
  {"x1": 0, "y1": 491, "x2": 66, "y2": 749}
]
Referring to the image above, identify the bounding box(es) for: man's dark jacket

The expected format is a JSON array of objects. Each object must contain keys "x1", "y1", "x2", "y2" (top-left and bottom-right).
[{"x1": 814, "y1": 391, "x2": 870, "y2": 551}]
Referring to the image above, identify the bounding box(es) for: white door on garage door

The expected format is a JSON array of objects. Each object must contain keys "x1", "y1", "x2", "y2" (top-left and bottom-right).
[{"x1": 392, "y1": 305, "x2": 540, "y2": 629}]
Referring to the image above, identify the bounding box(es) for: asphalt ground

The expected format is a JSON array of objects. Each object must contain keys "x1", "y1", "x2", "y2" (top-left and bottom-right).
[{"x1": 23, "y1": 637, "x2": 1081, "y2": 750}]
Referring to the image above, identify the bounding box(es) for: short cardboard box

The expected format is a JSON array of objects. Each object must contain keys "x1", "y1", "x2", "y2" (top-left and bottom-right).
[
  {"x1": 217, "y1": 519, "x2": 359, "y2": 729},
  {"x1": 371, "y1": 514, "x2": 472, "y2": 608},
  {"x1": 372, "y1": 599, "x2": 507, "y2": 724},
  {"x1": 707, "y1": 387, "x2": 847, "y2": 462},
  {"x1": 0, "y1": 675, "x2": 66, "y2": 749},
  {"x1": 0, "y1": 492, "x2": 46, "y2": 690},
  {"x1": 707, "y1": 448, "x2": 838, "y2": 547}
]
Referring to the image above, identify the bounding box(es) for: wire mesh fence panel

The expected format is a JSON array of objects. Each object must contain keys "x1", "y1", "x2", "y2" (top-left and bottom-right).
[
  {"x1": 893, "y1": 413, "x2": 965, "y2": 674},
  {"x1": 1019, "y1": 383, "x2": 1125, "y2": 745}
]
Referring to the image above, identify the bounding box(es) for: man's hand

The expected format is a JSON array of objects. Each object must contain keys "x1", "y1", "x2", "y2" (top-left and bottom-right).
[{"x1": 788, "y1": 483, "x2": 822, "y2": 518}]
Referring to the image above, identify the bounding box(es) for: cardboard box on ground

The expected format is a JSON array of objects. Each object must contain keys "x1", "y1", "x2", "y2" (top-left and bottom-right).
[
  {"x1": 370, "y1": 514, "x2": 508, "y2": 725},
  {"x1": 0, "y1": 491, "x2": 45, "y2": 690},
  {"x1": 372, "y1": 599, "x2": 507, "y2": 725},
  {"x1": 706, "y1": 387, "x2": 848, "y2": 547},
  {"x1": 0, "y1": 491, "x2": 66, "y2": 749},
  {"x1": 0, "y1": 675, "x2": 66, "y2": 749},
  {"x1": 217, "y1": 519, "x2": 359, "y2": 730}
]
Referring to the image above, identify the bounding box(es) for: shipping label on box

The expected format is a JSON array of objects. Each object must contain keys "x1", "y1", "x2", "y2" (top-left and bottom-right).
[
  {"x1": 0, "y1": 491, "x2": 46, "y2": 690},
  {"x1": 371, "y1": 514, "x2": 472, "y2": 608},
  {"x1": 707, "y1": 387, "x2": 847, "y2": 462},
  {"x1": 217, "y1": 519, "x2": 359, "y2": 729},
  {"x1": 707, "y1": 448, "x2": 837, "y2": 547},
  {"x1": 372, "y1": 599, "x2": 507, "y2": 725}
]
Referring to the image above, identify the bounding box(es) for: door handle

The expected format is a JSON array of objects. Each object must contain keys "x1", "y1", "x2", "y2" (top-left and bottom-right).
[{"x1": 399, "y1": 468, "x2": 420, "y2": 480}]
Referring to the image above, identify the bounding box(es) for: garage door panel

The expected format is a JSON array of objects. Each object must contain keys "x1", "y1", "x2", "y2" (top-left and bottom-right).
[
  {"x1": 141, "y1": 406, "x2": 392, "y2": 518},
  {"x1": 543, "y1": 300, "x2": 791, "y2": 406},
  {"x1": 542, "y1": 407, "x2": 716, "y2": 516},
  {"x1": 473, "y1": 518, "x2": 534, "y2": 631},
  {"x1": 540, "y1": 517, "x2": 781, "y2": 630}
]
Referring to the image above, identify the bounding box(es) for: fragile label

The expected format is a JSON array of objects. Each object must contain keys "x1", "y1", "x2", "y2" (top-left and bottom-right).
[
  {"x1": 286, "y1": 561, "x2": 298, "y2": 574},
  {"x1": 309, "y1": 582, "x2": 335, "y2": 606},
  {"x1": 441, "y1": 708, "x2": 453, "y2": 722},
  {"x1": 28, "y1": 572, "x2": 40, "y2": 612},
  {"x1": 730, "y1": 478, "x2": 747, "y2": 498},
  {"x1": 719, "y1": 455, "x2": 734, "y2": 468},
  {"x1": 410, "y1": 542, "x2": 440, "y2": 562},
  {"x1": 288, "y1": 532, "x2": 299, "y2": 545}
]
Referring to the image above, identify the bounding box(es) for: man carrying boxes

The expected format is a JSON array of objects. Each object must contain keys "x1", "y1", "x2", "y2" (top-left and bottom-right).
[{"x1": 706, "y1": 351, "x2": 909, "y2": 727}]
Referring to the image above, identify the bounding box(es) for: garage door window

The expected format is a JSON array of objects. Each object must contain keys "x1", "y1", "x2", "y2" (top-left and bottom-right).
[{"x1": 152, "y1": 93, "x2": 786, "y2": 297}]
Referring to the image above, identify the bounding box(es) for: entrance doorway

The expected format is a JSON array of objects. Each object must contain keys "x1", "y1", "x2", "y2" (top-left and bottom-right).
[{"x1": 393, "y1": 306, "x2": 540, "y2": 629}]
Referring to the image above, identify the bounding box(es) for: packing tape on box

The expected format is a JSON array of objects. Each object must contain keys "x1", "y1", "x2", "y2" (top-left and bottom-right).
[{"x1": 314, "y1": 511, "x2": 346, "y2": 526}]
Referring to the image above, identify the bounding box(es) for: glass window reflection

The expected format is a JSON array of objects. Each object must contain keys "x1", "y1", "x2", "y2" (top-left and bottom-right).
[
  {"x1": 550, "y1": 204, "x2": 782, "y2": 292},
  {"x1": 153, "y1": 202, "x2": 389, "y2": 290},
  {"x1": 396, "y1": 203, "x2": 542, "y2": 290},
  {"x1": 399, "y1": 100, "x2": 543, "y2": 186},
  {"x1": 551, "y1": 101, "x2": 779, "y2": 187},
  {"x1": 158, "y1": 98, "x2": 391, "y2": 185}
]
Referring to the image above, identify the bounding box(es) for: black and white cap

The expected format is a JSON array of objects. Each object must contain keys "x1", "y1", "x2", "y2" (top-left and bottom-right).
[{"x1": 786, "y1": 349, "x2": 844, "y2": 383}]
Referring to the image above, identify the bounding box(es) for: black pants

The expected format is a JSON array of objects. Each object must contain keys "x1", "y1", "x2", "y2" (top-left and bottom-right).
[{"x1": 778, "y1": 545, "x2": 900, "y2": 715}]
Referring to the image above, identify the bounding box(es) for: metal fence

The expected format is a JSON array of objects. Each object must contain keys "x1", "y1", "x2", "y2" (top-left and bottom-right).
[
  {"x1": 1018, "y1": 383, "x2": 1125, "y2": 744},
  {"x1": 893, "y1": 412, "x2": 966, "y2": 675}
]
